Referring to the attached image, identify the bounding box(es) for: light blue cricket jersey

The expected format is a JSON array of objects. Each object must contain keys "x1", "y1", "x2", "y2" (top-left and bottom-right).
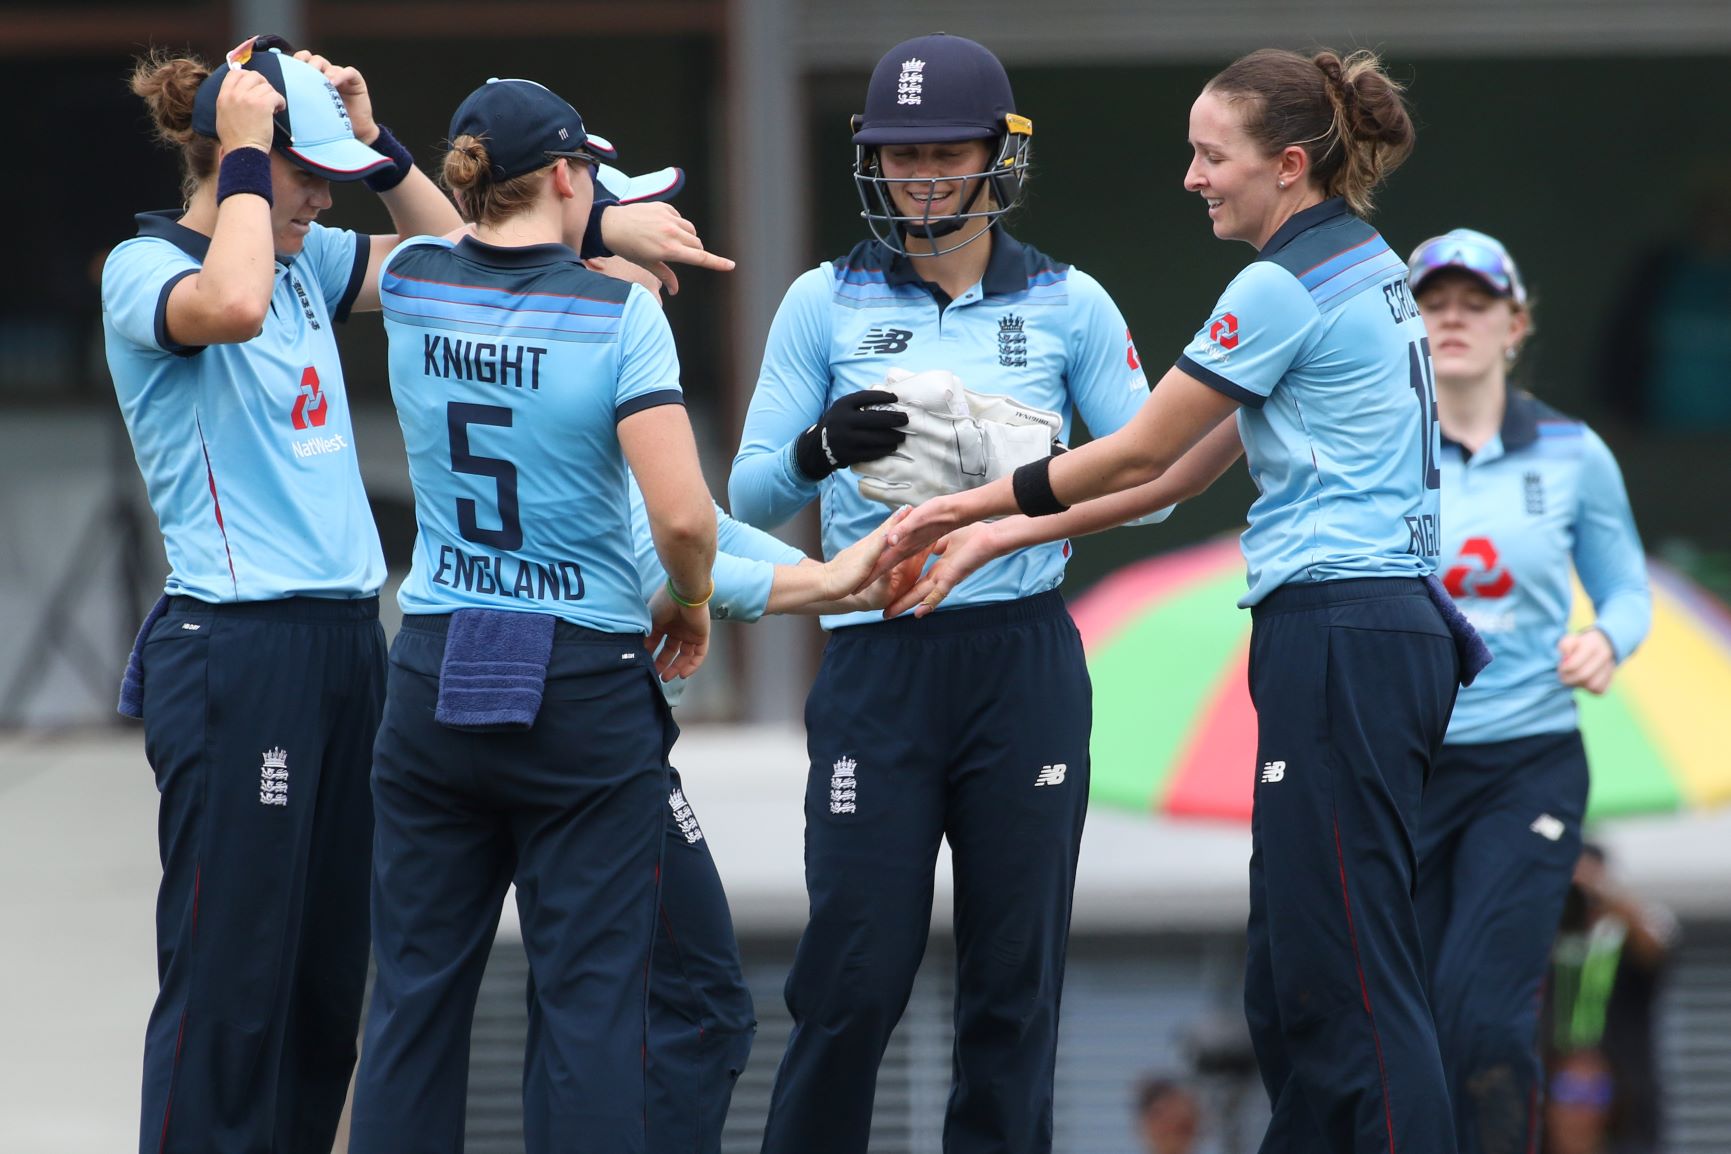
[
  {"x1": 381, "y1": 235, "x2": 683, "y2": 633},
  {"x1": 626, "y1": 474, "x2": 806, "y2": 624},
  {"x1": 1177, "y1": 199, "x2": 1441, "y2": 607},
  {"x1": 1439, "y1": 393, "x2": 1650, "y2": 744},
  {"x1": 102, "y1": 213, "x2": 384, "y2": 601},
  {"x1": 730, "y1": 227, "x2": 1155, "y2": 629}
]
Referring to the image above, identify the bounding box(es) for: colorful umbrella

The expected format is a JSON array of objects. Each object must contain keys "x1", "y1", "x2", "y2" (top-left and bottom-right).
[{"x1": 1073, "y1": 537, "x2": 1731, "y2": 821}]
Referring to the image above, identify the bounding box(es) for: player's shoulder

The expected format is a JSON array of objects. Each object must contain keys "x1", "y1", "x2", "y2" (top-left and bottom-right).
[
  {"x1": 379, "y1": 233, "x2": 456, "y2": 282},
  {"x1": 1507, "y1": 391, "x2": 1594, "y2": 459},
  {"x1": 824, "y1": 240, "x2": 906, "y2": 305},
  {"x1": 103, "y1": 230, "x2": 198, "y2": 286},
  {"x1": 1251, "y1": 208, "x2": 1400, "y2": 313},
  {"x1": 1215, "y1": 256, "x2": 1317, "y2": 315}
]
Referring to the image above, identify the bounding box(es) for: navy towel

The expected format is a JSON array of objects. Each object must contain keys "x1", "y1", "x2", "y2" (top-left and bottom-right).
[
  {"x1": 1424, "y1": 575, "x2": 1494, "y2": 688},
  {"x1": 435, "y1": 609, "x2": 558, "y2": 730},
  {"x1": 117, "y1": 594, "x2": 170, "y2": 719}
]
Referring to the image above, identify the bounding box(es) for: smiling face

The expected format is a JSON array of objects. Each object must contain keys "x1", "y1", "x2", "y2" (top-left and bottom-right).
[
  {"x1": 1184, "y1": 89, "x2": 1290, "y2": 248},
  {"x1": 1415, "y1": 271, "x2": 1528, "y2": 386},
  {"x1": 875, "y1": 140, "x2": 995, "y2": 227},
  {"x1": 270, "y1": 153, "x2": 334, "y2": 257}
]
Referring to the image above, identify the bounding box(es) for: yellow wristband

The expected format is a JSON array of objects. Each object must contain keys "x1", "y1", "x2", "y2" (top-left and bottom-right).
[{"x1": 666, "y1": 576, "x2": 714, "y2": 609}]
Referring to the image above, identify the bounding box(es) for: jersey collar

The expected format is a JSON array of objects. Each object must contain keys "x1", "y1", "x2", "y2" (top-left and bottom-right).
[
  {"x1": 876, "y1": 225, "x2": 1028, "y2": 299},
  {"x1": 1439, "y1": 390, "x2": 1542, "y2": 461},
  {"x1": 455, "y1": 235, "x2": 583, "y2": 268},
  {"x1": 1257, "y1": 197, "x2": 1351, "y2": 259},
  {"x1": 1500, "y1": 391, "x2": 1543, "y2": 451},
  {"x1": 135, "y1": 210, "x2": 213, "y2": 261},
  {"x1": 135, "y1": 210, "x2": 310, "y2": 269}
]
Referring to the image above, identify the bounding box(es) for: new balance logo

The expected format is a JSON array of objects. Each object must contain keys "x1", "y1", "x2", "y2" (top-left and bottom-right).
[
  {"x1": 260, "y1": 747, "x2": 289, "y2": 806},
  {"x1": 830, "y1": 756, "x2": 858, "y2": 814},
  {"x1": 1530, "y1": 814, "x2": 1565, "y2": 842},
  {"x1": 180, "y1": 622, "x2": 200, "y2": 631},
  {"x1": 1034, "y1": 763, "x2": 1068, "y2": 787},
  {"x1": 1260, "y1": 760, "x2": 1286, "y2": 784},
  {"x1": 853, "y1": 328, "x2": 914, "y2": 356}
]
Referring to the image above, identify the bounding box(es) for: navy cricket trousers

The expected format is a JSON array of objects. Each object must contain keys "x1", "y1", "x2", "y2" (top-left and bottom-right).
[
  {"x1": 645, "y1": 768, "x2": 757, "y2": 1153},
  {"x1": 137, "y1": 595, "x2": 384, "y2": 1154},
  {"x1": 1244, "y1": 578, "x2": 1460, "y2": 1154},
  {"x1": 349, "y1": 615, "x2": 675, "y2": 1154},
  {"x1": 1416, "y1": 730, "x2": 1589, "y2": 1154},
  {"x1": 761, "y1": 591, "x2": 1092, "y2": 1154}
]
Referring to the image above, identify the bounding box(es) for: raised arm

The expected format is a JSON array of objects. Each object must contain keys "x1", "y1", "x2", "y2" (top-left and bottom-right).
[
  {"x1": 284, "y1": 50, "x2": 461, "y2": 313},
  {"x1": 161, "y1": 66, "x2": 283, "y2": 346}
]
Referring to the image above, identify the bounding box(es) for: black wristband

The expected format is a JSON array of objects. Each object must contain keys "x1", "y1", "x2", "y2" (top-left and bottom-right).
[
  {"x1": 1012, "y1": 457, "x2": 1069, "y2": 517},
  {"x1": 362, "y1": 124, "x2": 415, "y2": 193},
  {"x1": 217, "y1": 147, "x2": 273, "y2": 207},
  {"x1": 581, "y1": 199, "x2": 619, "y2": 259}
]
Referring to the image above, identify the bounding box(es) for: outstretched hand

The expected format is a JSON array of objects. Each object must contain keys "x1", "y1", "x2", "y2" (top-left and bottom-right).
[
  {"x1": 599, "y1": 202, "x2": 736, "y2": 295},
  {"x1": 825, "y1": 508, "x2": 934, "y2": 612},
  {"x1": 863, "y1": 494, "x2": 971, "y2": 586},
  {"x1": 879, "y1": 523, "x2": 1005, "y2": 617}
]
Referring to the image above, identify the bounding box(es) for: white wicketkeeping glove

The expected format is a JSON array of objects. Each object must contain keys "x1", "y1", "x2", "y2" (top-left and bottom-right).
[{"x1": 853, "y1": 373, "x2": 1064, "y2": 508}]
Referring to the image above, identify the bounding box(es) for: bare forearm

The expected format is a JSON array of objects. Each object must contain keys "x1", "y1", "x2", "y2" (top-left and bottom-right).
[
  {"x1": 200, "y1": 193, "x2": 277, "y2": 322},
  {"x1": 376, "y1": 165, "x2": 461, "y2": 239}
]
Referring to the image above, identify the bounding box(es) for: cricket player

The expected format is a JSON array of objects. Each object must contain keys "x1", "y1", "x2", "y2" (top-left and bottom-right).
[
  {"x1": 1408, "y1": 228, "x2": 1650, "y2": 1154},
  {"x1": 728, "y1": 33, "x2": 1163, "y2": 1154},
  {"x1": 348, "y1": 77, "x2": 716, "y2": 1154},
  {"x1": 880, "y1": 47, "x2": 1488, "y2": 1154},
  {"x1": 105, "y1": 36, "x2": 459, "y2": 1154}
]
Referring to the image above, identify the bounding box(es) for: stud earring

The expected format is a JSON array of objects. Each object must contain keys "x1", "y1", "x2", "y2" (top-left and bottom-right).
[{"x1": 1277, "y1": 179, "x2": 1287, "y2": 189}]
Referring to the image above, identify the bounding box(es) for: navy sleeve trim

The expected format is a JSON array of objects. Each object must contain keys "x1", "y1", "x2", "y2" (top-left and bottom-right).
[
  {"x1": 154, "y1": 268, "x2": 206, "y2": 358},
  {"x1": 1176, "y1": 354, "x2": 1264, "y2": 409},
  {"x1": 615, "y1": 388, "x2": 685, "y2": 422},
  {"x1": 333, "y1": 235, "x2": 369, "y2": 323}
]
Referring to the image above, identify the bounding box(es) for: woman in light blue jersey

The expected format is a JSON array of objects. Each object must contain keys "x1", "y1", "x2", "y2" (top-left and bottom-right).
[
  {"x1": 1406, "y1": 229, "x2": 1651, "y2": 1154},
  {"x1": 348, "y1": 77, "x2": 719, "y2": 1154},
  {"x1": 104, "y1": 36, "x2": 461, "y2": 1154},
  {"x1": 882, "y1": 47, "x2": 1484, "y2": 1154},
  {"x1": 728, "y1": 34, "x2": 1162, "y2": 1154}
]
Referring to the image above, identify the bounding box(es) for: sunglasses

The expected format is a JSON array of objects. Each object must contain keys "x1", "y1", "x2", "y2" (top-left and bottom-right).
[
  {"x1": 545, "y1": 148, "x2": 601, "y2": 177},
  {"x1": 1407, "y1": 234, "x2": 1526, "y2": 303}
]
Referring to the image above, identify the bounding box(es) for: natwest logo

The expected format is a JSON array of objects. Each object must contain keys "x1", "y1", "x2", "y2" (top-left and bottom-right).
[
  {"x1": 1443, "y1": 536, "x2": 1515, "y2": 599},
  {"x1": 1209, "y1": 313, "x2": 1240, "y2": 350},
  {"x1": 1126, "y1": 327, "x2": 1141, "y2": 372},
  {"x1": 291, "y1": 366, "x2": 328, "y2": 430}
]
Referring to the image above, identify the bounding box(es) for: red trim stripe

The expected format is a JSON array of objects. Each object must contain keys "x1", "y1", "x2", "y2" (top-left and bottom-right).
[
  {"x1": 1332, "y1": 818, "x2": 1398, "y2": 1154},
  {"x1": 196, "y1": 419, "x2": 238, "y2": 596},
  {"x1": 157, "y1": 865, "x2": 201, "y2": 1154}
]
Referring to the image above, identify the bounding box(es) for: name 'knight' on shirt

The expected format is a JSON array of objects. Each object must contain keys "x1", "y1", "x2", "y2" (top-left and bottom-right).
[{"x1": 423, "y1": 334, "x2": 549, "y2": 389}]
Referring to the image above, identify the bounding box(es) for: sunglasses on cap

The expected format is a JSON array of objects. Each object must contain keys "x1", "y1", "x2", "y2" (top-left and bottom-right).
[{"x1": 1407, "y1": 230, "x2": 1527, "y2": 305}]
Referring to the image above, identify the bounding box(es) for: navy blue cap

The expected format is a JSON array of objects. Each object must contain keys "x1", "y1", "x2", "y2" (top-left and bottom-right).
[
  {"x1": 852, "y1": 33, "x2": 1017, "y2": 145},
  {"x1": 191, "y1": 40, "x2": 391, "y2": 181},
  {"x1": 449, "y1": 78, "x2": 588, "y2": 182}
]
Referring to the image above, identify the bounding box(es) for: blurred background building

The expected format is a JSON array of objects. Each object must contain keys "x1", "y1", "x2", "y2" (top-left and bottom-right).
[{"x1": 3, "y1": 2, "x2": 1729, "y2": 1152}]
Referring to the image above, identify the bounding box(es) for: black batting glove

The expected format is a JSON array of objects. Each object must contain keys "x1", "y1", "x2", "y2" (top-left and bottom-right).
[{"x1": 793, "y1": 389, "x2": 909, "y2": 481}]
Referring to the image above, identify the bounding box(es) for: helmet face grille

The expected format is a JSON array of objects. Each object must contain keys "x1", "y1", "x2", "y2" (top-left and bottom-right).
[{"x1": 852, "y1": 132, "x2": 1032, "y2": 258}]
